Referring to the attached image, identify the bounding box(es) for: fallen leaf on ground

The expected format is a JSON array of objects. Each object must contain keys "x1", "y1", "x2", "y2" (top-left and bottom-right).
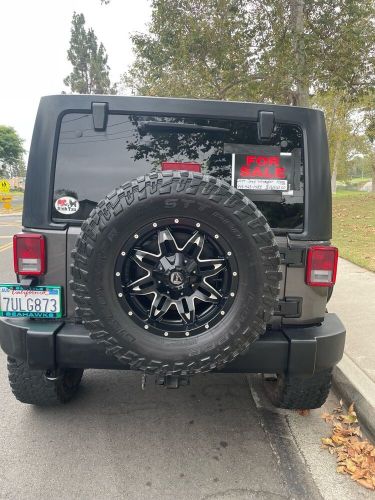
[
  {"x1": 321, "y1": 412, "x2": 335, "y2": 423},
  {"x1": 322, "y1": 437, "x2": 334, "y2": 447},
  {"x1": 321, "y1": 402, "x2": 375, "y2": 491}
]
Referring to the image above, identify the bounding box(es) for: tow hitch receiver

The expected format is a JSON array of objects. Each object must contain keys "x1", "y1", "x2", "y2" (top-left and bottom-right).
[{"x1": 156, "y1": 374, "x2": 190, "y2": 389}]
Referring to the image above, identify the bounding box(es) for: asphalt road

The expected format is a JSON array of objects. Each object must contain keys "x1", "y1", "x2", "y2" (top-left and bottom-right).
[{"x1": 0, "y1": 214, "x2": 371, "y2": 500}]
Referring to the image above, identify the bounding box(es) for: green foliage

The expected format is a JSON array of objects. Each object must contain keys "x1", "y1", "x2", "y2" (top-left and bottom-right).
[
  {"x1": 116, "y1": 0, "x2": 374, "y2": 184},
  {"x1": 64, "y1": 12, "x2": 116, "y2": 95},
  {"x1": 305, "y1": 0, "x2": 374, "y2": 97},
  {"x1": 124, "y1": 0, "x2": 374, "y2": 106},
  {"x1": 0, "y1": 126, "x2": 25, "y2": 179},
  {"x1": 124, "y1": 1, "x2": 262, "y2": 101},
  {"x1": 313, "y1": 90, "x2": 374, "y2": 182},
  {"x1": 364, "y1": 107, "x2": 375, "y2": 191},
  {"x1": 347, "y1": 159, "x2": 373, "y2": 179},
  {"x1": 364, "y1": 98, "x2": 375, "y2": 146}
]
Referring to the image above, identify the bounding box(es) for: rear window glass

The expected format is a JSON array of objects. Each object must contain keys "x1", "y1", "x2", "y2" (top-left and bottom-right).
[{"x1": 53, "y1": 113, "x2": 304, "y2": 231}]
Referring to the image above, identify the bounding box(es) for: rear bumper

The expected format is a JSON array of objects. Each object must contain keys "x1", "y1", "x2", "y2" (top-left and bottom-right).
[{"x1": 0, "y1": 313, "x2": 345, "y2": 375}]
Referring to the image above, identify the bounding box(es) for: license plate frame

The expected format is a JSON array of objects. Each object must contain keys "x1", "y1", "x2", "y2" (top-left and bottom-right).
[{"x1": 0, "y1": 284, "x2": 63, "y2": 319}]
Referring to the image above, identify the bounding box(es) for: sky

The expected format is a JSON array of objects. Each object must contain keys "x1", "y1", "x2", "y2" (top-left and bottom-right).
[{"x1": 0, "y1": 0, "x2": 151, "y2": 153}]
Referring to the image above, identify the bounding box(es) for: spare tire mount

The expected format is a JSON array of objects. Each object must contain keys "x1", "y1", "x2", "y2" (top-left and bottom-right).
[{"x1": 114, "y1": 217, "x2": 238, "y2": 338}]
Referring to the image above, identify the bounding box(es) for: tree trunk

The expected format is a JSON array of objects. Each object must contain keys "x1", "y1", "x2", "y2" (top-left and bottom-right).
[
  {"x1": 291, "y1": 0, "x2": 309, "y2": 107},
  {"x1": 331, "y1": 139, "x2": 341, "y2": 194},
  {"x1": 331, "y1": 169, "x2": 337, "y2": 194},
  {"x1": 372, "y1": 151, "x2": 375, "y2": 193},
  {"x1": 327, "y1": 95, "x2": 341, "y2": 143}
]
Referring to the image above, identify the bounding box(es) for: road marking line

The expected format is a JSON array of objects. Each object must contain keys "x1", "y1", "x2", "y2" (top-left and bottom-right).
[
  {"x1": 0, "y1": 211, "x2": 22, "y2": 216},
  {"x1": 0, "y1": 241, "x2": 13, "y2": 252}
]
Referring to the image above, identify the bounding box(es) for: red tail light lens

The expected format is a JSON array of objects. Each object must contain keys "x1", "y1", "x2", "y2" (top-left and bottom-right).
[
  {"x1": 161, "y1": 162, "x2": 201, "y2": 172},
  {"x1": 13, "y1": 233, "x2": 46, "y2": 275},
  {"x1": 306, "y1": 246, "x2": 338, "y2": 286}
]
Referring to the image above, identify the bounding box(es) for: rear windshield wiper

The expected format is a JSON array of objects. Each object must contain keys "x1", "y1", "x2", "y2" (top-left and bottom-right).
[{"x1": 138, "y1": 121, "x2": 230, "y2": 133}]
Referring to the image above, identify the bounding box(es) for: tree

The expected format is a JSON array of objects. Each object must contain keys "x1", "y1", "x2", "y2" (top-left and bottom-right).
[
  {"x1": 124, "y1": 1, "x2": 264, "y2": 101},
  {"x1": 313, "y1": 90, "x2": 375, "y2": 192},
  {"x1": 0, "y1": 126, "x2": 25, "y2": 179},
  {"x1": 64, "y1": 12, "x2": 116, "y2": 94},
  {"x1": 123, "y1": 0, "x2": 374, "y2": 107},
  {"x1": 258, "y1": 0, "x2": 374, "y2": 106},
  {"x1": 364, "y1": 109, "x2": 375, "y2": 192}
]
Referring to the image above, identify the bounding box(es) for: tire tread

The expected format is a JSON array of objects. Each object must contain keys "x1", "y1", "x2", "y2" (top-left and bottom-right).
[
  {"x1": 71, "y1": 171, "x2": 281, "y2": 376},
  {"x1": 7, "y1": 357, "x2": 82, "y2": 406},
  {"x1": 264, "y1": 369, "x2": 333, "y2": 409}
]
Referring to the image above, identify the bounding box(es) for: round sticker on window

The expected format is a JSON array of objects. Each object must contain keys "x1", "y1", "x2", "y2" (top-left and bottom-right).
[{"x1": 55, "y1": 196, "x2": 79, "y2": 215}]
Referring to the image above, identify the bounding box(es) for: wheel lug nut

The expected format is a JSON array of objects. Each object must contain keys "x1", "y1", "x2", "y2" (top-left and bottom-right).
[
  {"x1": 152, "y1": 222, "x2": 158, "y2": 227},
  {"x1": 115, "y1": 272, "x2": 120, "y2": 277},
  {"x1": 205, "y1": 324, "x2": 209, "y2": 329},
  {"x1": 185, "y1": 332, "x2": 190, "y2": 337},
  {"x1": 227, "y1": 251, "x2": 232, "y2": 256},
  {"x1": 174, "y1": 218, "x2": 179, "y2": 223},
  {"x1": 121, "y1": 251, "x2": 126, "y2": 256},
  {"x1": 214, "y1": 234, "x2": 219, "y2": 239},
  {"x1": 164, "y1": 332, "x2": 169, "y2": 337},
  {"x1": 144, "y1": 324, "x2": 149, "y2": 330},
  {"x1": 118, "y1": 293, "x2": 123, "y2": 298},
  {"x1": 196, "y1": 223, "x2": 201, "y2": 228},
  {"x1": 230, "y1": 292, "x2": 235, "y2": 297},
  {"x1": 134, "y1": 234, "x2": 139, "y2": 239},
  {"x1": 220, "y1": 311, "x2": 225, "y2": 316},
  {"x1": 233, "y1": 271, "x2": 237, "y2": 276},
  {"x1": 128, "y1": 311, "x2": 133, "y2": 316}
]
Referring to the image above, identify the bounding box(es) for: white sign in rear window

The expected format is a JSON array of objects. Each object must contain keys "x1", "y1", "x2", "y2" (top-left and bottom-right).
[{"x1": 236, "y1": 179, "x2": 288, "y2": 191}]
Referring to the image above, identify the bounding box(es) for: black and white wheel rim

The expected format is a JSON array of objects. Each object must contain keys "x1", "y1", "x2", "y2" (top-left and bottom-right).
[{"x1": 114, "y1": 218, "x2": 238, "y2": 338}]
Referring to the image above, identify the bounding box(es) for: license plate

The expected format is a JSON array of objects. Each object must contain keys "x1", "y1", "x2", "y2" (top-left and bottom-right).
[{"x1": 0, "y1": 285, "x2": 62, "y2": 319}]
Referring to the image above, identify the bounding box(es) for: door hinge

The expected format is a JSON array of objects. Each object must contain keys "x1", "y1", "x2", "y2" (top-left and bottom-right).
[
  {"x1": 274, "y1": 297, "x2": 302, "y2": 318},
  {"x1": 279, "y1": 247, "x2": 305, "y2": 267}
]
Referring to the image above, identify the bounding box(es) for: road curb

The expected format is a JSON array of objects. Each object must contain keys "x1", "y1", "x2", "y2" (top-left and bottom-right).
[{"x1": 332, "y1": 353, "x2": 375, "y2": 442}]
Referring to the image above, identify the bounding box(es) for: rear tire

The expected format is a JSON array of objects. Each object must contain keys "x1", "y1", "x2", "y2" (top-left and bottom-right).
[
  {"x1": 263, "y1": 369, "x2": 332, "y2": 409},
  {"x1": 7, "y1": 357, "x2": 83, "y2": 406}
]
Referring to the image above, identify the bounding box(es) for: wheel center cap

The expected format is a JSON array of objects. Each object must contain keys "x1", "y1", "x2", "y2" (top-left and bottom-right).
[{"x1": 169, "y1": 270, "x2": 185, "y2": 286}]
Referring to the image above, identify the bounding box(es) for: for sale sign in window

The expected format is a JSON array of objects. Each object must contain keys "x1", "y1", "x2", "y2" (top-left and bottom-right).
[{"x1": 225, "y1": 144, "x2": 300, "y2": 194}]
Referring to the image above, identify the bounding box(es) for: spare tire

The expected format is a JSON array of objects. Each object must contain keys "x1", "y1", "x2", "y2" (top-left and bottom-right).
[{"x1": 71, "y1": 171, "x2": 281, "y2": 375}]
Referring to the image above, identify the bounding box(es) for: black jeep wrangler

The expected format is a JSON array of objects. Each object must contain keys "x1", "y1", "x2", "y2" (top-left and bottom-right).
[{"x1": 0, "y1": 95, "x2": 345, "y2": 407}]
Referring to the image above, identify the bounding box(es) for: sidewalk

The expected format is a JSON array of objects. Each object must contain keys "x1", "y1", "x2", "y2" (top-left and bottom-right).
[{"x1": 329, "y1": 258, "x2": 375, "y2": 439}]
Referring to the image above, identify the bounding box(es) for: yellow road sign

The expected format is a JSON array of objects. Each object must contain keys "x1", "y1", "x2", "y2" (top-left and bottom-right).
[{"x1": 0, "y1": 179, "x2": 10, "y2": 193}]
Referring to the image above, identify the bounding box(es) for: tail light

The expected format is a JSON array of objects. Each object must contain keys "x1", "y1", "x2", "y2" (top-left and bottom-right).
[
  {"x1": 161, "y1": 162, "x2": 201, "y2": 172},
  {"x1": 306, "y1": 246, "x2": 338, "y2": 286},
  {"x1": 13, "y1": 233, "x2": 46, "y2": 275}
]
